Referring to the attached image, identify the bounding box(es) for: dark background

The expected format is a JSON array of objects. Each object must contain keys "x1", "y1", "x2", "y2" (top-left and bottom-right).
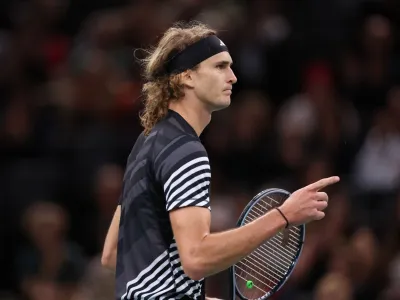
[{"x1": 1, "y1": 0, "x2": 400, "y2": 299}]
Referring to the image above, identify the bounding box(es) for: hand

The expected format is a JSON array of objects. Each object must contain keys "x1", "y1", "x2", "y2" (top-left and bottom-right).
[{"x1": 279, "y1": 176, "x2": 340, "y2": 226}]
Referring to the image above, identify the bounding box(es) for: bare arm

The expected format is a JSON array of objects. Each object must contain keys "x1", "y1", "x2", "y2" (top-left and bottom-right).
[
  {"x1": 101, "y1": 205, "x2": 121, "y2": 271},
  {"x1": 170, "y1": 206, "x2": 286, "y2": 280},
  {"x1": 170, "y1": 176, "x2": 339, "y2": 281}
]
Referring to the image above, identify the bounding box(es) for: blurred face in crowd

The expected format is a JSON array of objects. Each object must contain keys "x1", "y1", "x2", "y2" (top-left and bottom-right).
[
  {"x1": 24, "y1": 202, "x2": 67, "y2": 250},
  {"x1": 188, "y1": 51, "x2": 237, "y2": 112},
  {"x1": 314, "y1": 273, "x2": 352, "y2": 300},
  {"x1": 348, "y1": 228, "x2": 378, "y2": 277}
]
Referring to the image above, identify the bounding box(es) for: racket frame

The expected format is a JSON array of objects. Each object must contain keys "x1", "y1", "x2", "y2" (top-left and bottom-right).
[{"x1": 230, "y1": 188, "x2": 305, "y2": 300}]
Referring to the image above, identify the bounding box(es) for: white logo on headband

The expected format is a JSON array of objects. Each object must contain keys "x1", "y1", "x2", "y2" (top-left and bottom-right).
[{"x1": 219, "y1": 39, "x2": 225, "y2": 46}]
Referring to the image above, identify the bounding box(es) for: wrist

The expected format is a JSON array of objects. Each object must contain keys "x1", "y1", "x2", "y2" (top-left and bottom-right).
[
  {"x1": 264, "y1": 208, "x2": 287, "y2": 231},
  {"x1": 275, "y1": 207, "x2": 289, "y2": 228}
]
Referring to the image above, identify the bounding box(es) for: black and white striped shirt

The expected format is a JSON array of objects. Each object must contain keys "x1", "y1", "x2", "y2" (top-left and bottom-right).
[{"x1": 116, "y1": 110, "x2": 210, "y2": 300}]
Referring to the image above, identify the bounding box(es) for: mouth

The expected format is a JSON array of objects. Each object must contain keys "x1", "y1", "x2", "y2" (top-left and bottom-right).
[{"x1": 223, "y1": 87, "x2": 232, "y2": 94}]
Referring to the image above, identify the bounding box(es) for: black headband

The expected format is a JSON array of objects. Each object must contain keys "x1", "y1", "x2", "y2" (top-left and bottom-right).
[{"x1": 158, "y1": 35, "x2": 229, "y2": 77}]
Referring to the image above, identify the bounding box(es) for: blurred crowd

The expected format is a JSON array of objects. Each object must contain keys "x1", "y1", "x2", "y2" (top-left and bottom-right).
[{"x1": 0, "y1": 0, "x2": 400, "y2": 299}]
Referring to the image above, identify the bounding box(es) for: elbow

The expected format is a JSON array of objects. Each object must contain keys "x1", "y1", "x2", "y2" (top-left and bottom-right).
[
  {"x1": 181, "y1": 257, "x2": 206, "y2": 281},
  {"x1": 101, "y1": 254, "x2": 109, "y2": 267},
  {"x1": 101, "y1": 251, "x2": 115, "y2": 270},
  {"x1": 182, "y1": 265, "x2": 205, "y2": 281}
]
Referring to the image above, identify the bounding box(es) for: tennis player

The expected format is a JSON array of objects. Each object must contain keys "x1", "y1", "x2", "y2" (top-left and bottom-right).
[{"x1": 101, "y1": 21, "x2": 340, "y2": 300}]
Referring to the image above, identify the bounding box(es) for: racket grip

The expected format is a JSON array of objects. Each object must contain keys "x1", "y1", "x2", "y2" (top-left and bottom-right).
[{"x1": 275, "y1": 207, "x2": 289, "y2": 228}]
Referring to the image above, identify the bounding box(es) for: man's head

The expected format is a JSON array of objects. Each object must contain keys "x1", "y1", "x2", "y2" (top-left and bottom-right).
[
  {"x1": 181, "y1": 50, "x2": 236, "y2": 111},
  {"x1": 140, "y1": 21, "x2": 237, "y2": 135}
]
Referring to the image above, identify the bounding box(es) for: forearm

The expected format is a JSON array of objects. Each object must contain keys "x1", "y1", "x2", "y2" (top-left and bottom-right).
[{"x1": 193, "y1": 209, "x2": 286, "y2": 278}]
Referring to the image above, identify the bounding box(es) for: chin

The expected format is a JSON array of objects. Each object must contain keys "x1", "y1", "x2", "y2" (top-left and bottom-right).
[
  {"x1": 211, "y1": 103, "x2": 230, "y2": 112},
  {"x1": 203, "y1": 96, "x2": 231, "y2": 112},
  {"x1": 212, "y1": 98, "x2": 231, "y2": 112}
]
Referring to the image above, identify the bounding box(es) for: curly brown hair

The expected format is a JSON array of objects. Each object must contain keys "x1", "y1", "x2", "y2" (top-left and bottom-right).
[{"x1": 139, "y1": 21, "x2": 216, "y2": 135}]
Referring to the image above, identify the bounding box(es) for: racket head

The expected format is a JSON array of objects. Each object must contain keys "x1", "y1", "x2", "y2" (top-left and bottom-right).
[{"x1": 231, "y1": 188, "x2": 305, "y2": 300}]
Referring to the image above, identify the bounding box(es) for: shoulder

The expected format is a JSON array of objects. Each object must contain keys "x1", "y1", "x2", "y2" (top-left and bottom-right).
[
  {"x1": 151, "y1": 118, "x2": 207, "y2": 163},
  {"x1": 152, "y1": 133, "x2": 208, "y2": 181}
]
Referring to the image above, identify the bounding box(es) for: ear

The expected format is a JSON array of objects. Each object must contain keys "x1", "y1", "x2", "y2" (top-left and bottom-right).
[{"x1": 180, "y1": 70, "x2": 195, "y2": 89}]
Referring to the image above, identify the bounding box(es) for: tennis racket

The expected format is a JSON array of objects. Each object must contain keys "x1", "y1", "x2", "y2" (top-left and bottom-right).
[{"x1": 230, "y1": 188, "x2": 305, "y2": 300}]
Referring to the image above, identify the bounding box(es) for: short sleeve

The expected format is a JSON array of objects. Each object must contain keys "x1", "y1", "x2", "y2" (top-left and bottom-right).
[{"x1": 156, "y1": 136, "x2": 211, "y2": 212}]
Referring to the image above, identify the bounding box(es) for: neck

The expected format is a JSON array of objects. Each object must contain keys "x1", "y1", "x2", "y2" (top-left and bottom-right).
[{"x1": 168, "y1": 98, "x2": 211, "y2": 136}]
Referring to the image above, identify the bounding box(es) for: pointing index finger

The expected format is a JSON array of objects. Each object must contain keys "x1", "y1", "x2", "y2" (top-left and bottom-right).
[{"x1": 306, "y1": 176, "x2": 340, "y2": 191}]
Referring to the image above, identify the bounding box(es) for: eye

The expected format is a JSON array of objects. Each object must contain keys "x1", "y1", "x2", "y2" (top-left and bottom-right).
[{"x1": 216, "y1": 64, "x2": 224, "y2": 69}]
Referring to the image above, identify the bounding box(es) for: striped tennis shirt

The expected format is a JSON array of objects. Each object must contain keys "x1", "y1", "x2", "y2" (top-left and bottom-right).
[{"x1": 116, "y1": 109, "x2": 210, "y2": 300}]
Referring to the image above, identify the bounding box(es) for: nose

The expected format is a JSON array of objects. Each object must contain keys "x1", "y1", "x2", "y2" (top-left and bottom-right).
[{"x1": 228, "y1": 68, "x2": 237, "y2": 84}]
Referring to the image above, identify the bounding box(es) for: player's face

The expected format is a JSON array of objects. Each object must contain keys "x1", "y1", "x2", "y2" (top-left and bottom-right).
[{"x1": 191, "y1": 52, "x2": 237, "y2": 112}]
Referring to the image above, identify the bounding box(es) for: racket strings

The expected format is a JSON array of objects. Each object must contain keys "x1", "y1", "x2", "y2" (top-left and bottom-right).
[
  {"x1": 237, "y1": 258, "x2": 280, "y2": 284},
  {"x1": 235, "y1": 265, "x2": 275, "y2": 290},
  {"x1": 235, "y1": 192, "x2": 303, "y2": 299},
  {"x1": 242, "y1": 232, "x2": 295, "y2": 270},
  {"x1": 249, "y1": 243, "x2": 292, "y2": 273},
  {"x1": 242, "y1": 253, "x2": 283, "y2": 280},
  {"x1": 235, "y1": 271, "x2": 266, "y2": 293},
  {"x1": 247, "y1": 246, "x2": 288, "y2": 273}
]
